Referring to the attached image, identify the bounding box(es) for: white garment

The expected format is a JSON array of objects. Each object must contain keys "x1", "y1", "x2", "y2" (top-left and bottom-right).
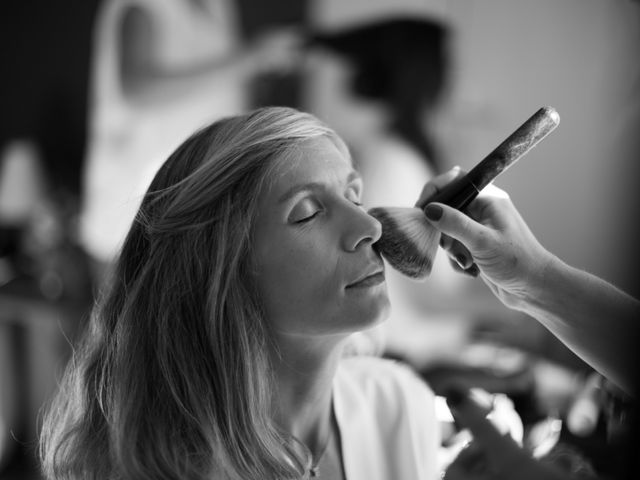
[
  {"x1": 80, "y1": 0, "x2": 245, "y2": 262},
  {"x1": 333, "y1": 356, "x2": 440, "y2": 480}
]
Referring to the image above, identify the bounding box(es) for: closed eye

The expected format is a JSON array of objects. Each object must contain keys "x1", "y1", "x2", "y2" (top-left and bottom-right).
[
  {"x1": 293, "y1": 211, "x2": 320, "y2": 224},
  {"x1": 288, "y1": 197, "x2": 323, "y2": 224}
]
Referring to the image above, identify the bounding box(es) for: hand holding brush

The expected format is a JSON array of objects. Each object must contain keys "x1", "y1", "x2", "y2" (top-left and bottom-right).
[
  {"x1": 391, "y1": 163, "x2": 640, "y2": 396},
  {"x1": 370, "y1": 107, "x2": 640, "y2": 395},
  {"x1": 418, "y1": 178, "x2": 554, "y2": 308},
  {"x1": 369, "y1": 106, "x2": 560, "y2": 279}
]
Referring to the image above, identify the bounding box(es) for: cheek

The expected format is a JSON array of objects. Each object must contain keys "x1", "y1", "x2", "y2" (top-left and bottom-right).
[{"x1": 254, "y1": 235, "x2": 341, "y2": 328}]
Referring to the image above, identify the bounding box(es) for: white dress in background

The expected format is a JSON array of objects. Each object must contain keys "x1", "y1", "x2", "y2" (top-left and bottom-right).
[{"x1": 80, "y1": 0, "x2": 245, "y2": 263}]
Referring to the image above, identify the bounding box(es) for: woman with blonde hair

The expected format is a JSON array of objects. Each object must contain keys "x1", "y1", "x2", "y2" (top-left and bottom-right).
[{"x1": 40, "y1": 106, "x2": 439, "y2": 479}]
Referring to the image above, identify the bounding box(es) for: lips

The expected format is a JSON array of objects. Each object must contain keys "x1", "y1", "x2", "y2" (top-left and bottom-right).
[{"x1": 346, "y1": 268, "x2": 385, "y2": 289}]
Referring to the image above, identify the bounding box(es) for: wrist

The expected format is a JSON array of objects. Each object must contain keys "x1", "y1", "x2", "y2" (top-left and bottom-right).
[{"x1": 511, "y1": 249, "x2": 560, "y2": 313}]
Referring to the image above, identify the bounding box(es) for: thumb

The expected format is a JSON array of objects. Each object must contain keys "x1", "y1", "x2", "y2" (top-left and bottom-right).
[{"x1": 424, "y1": 203, "x2": 489, "y2": 254}]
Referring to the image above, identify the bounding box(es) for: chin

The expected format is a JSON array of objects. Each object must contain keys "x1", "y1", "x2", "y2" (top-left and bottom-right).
[{"x1": 349, "y1": 294, "x2": 391, "y2": 332}]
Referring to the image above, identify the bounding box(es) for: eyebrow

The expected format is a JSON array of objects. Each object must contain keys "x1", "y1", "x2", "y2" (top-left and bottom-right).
[{"x1": 277, "y1": 171, "x2": 362, "y2": 204}]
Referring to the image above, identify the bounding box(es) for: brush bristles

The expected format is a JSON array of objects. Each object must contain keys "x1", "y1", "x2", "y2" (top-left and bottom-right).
[{"x1": 368, "y1": 206, "x2": 440, "y2": 279}]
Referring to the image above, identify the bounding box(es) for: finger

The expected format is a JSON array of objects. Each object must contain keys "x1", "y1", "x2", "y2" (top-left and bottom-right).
[
  {"x1": 415, "y1": 167, "x2": 465, "y2": 208},
  {"x1": 443, "y1": 238, "x2": 474, "y2": 270},
  {"x1": 439, "y1": 233, "x2": 454, "y2": 250},
  {"x1": 446, "y1": 252, "x2": 480, "y2": 278},
  {"x1": 460, "y1": 262, "x2": 480, "y2": 277},
  {"x1": 464, "y1": 183, "x2": 511, "y2": 222},
  {"x1": 425, "y1": 203, "x2": 492, "y2": 254},
  {"x1": 465, "y1": 263, "x2": 481, "y2": 277},
  {"x1": 477, "y1": 182, "x2": 509, "y2": 200},
  {"x1": 446, "y1": 256, "x2": 465, "y2": 273}
]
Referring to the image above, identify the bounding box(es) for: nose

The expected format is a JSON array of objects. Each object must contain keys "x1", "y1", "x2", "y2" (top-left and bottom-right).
[{"x1": 342, "y1": 206, "x2": 382, "y2": 252}]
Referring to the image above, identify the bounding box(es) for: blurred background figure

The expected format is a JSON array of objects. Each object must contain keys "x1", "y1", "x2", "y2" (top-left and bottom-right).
[
  {"x1": 306, "y1": 19, "x2": 449, "y2": 175},
  {"x1": 79, "y1": 0, "x2": 301, "y2": 282}
]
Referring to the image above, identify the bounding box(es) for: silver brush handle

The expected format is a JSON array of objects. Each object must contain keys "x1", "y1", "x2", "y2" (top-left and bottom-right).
[{"x1": 429, "y1": 106, "x2": 560, "y2": 210}]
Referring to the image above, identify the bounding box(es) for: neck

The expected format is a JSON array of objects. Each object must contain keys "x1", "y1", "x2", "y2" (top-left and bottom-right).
[{"x1": 270, "y1": 333, "x2": 347, "y2": 453}]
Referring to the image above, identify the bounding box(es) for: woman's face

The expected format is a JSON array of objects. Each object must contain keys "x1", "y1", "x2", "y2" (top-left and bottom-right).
[{"x1": 251, "y1": 136, "x2": 389, "y2": 337}]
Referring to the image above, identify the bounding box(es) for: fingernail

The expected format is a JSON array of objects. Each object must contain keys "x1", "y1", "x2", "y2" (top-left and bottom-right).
[
  {"x1": 444, "y1": 385, "x2": 468, "y2": 409},
  {"x1": 425, "y1": 204, "x2": 443, "y2": 221},
  {"x1": 466, "y1": 264, "x2": 480, "y2": 277}
]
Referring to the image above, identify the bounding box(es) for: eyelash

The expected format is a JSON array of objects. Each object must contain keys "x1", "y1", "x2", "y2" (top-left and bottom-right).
[
  {"x1": 294, "y1": 212, "x2": 320, "y2": 225},
  {"x1": 294, "y1": 212, "x2": 319, "y2": 224},
  {"x1": 294, "y1": 198, "x2": 362, "y2": 224}
]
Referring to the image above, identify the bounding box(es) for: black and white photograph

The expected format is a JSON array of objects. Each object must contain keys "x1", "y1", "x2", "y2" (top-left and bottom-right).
[{"x1": 1, "y1": 1, "x2": 639, "y2": 479}]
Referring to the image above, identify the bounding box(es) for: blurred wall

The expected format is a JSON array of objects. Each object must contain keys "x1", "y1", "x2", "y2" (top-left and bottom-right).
[{"x1": 440, "y1": 0, "x2": 640, "y2": 297}]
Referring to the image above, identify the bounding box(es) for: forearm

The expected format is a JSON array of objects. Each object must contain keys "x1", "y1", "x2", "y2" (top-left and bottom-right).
[{"x1": 518, "y1": 256, "x2": 639, "y2": 395}]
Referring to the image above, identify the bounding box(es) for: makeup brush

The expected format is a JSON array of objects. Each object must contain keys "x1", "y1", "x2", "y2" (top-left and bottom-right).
[{"x1": 369, "y1": 106, "x2": 560, "y2": 279}]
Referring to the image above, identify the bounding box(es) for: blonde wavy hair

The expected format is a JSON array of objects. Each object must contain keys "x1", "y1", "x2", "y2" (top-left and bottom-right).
[{"x1": 39, "y1": 107, "x2": 350, "y2": 479}]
